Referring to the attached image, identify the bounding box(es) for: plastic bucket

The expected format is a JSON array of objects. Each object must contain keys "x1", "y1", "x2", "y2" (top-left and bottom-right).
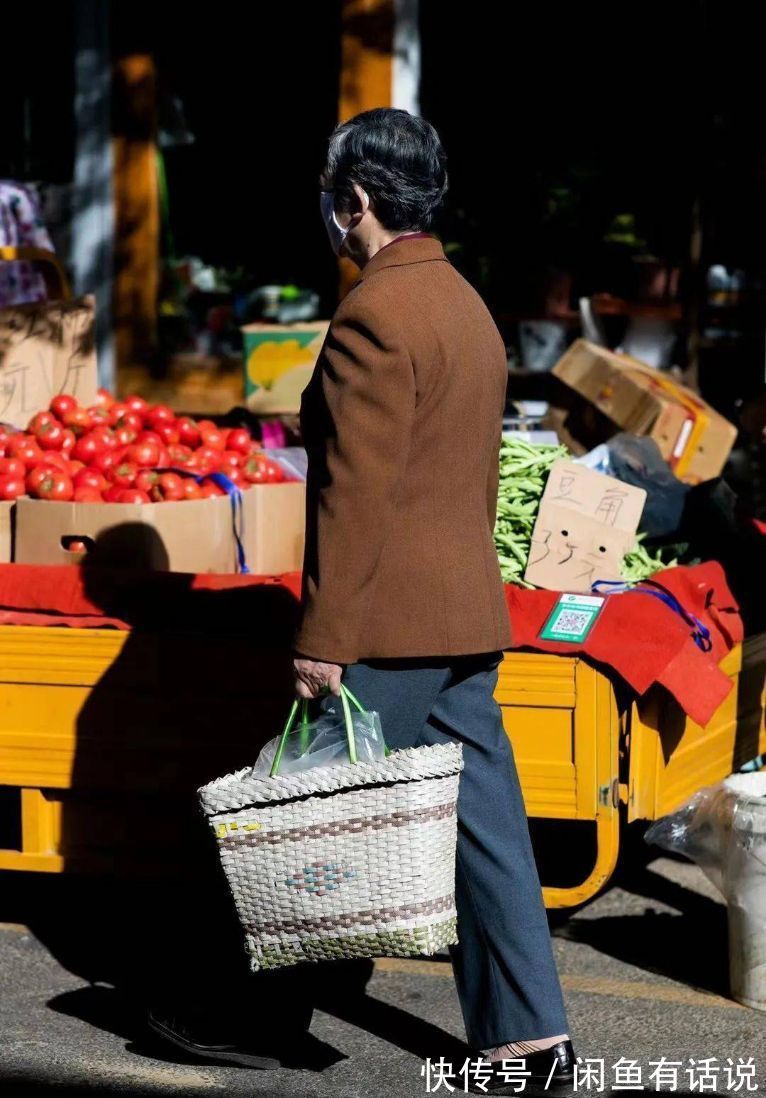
[{"x1": 723, "y1": 772, "x2": 766, "y2": 1010}]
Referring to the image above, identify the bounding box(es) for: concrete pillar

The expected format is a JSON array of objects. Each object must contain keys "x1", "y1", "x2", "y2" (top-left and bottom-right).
[{"x1": 72, "y1": 0, "x2": 115, "y2": 390}]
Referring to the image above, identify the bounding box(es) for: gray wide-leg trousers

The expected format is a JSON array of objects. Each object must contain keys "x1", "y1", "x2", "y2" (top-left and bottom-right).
[{"x1": 326, "y1": 651, "x2": 570, "y2": 1051}]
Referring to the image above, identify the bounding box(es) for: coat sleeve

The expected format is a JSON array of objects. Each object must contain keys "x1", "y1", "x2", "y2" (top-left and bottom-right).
[{"x1": 295, "y1": 296, "x2": 416, "y2": 664}]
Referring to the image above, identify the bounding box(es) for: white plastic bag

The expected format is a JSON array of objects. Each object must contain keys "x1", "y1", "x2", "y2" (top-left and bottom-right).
[
  {"x1": 251, "y1": 688, "x2": 386, "y2": 778},
  {"x1": 645, "y1": 773, "x2": 766, "y2": 1008}
]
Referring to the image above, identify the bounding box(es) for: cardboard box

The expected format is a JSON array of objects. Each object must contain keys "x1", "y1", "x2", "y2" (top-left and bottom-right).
[
  {"x1": 13, "y1": 483, "x2": 306, "y2": 575},
  {"x1": 0, "y1": 296, "x2": 98, "y2": 429},
  {"x1": 552, "y1": 340, "x2": 737, "y2": 483},
  {"x1": 240, "y1": 481, "x2": 305, "y2": 574},
  {"x1": 0, "y1": 501, "x2": 14, "y2": 563},
  {"x1": 14, "y1": 495, "x2": 239, "y2": 572},
  {"x1": 241, "y1": 322, "x2": 328, "y2": 414}
]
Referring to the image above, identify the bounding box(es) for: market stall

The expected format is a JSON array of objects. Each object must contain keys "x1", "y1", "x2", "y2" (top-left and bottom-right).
[
  {"x1": 0, "y1": 297, "x2": 764, "y2": 909},
  {"x1": 0, "y1": 554, "x2": 762, "y2": 909}
]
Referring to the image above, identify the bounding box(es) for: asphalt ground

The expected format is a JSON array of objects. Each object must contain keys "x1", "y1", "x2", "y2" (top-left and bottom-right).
[{"x1": 1, "y1": 852, "x2": 764, "y2": 1098}]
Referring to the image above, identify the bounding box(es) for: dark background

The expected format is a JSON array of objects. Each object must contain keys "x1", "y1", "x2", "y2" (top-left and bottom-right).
[{"x1": 2, "y1": 1, "x2": 765, "y2": 399}]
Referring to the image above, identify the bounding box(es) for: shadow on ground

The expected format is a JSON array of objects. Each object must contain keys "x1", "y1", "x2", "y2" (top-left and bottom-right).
[
  {"x1": 3, "y1": 867, "x2": 471, "y2": 1075},
  {"x1": 554, "y1": 851, "x2": 729, "y2": 998}
]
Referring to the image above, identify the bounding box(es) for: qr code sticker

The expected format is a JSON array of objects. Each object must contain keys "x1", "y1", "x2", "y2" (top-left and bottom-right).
[{"x1": 554, "y1": 610, "x2": 592, "y2": 636}]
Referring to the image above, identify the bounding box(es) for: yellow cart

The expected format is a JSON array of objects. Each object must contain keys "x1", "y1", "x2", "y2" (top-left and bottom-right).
[{"x1": 0, "y1": 625, "x2": 764, "y2": 908}]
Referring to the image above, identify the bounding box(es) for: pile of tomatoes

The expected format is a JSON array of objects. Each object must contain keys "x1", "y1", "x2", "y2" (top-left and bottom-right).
[{"x1": 0, "y1": 390, "x2": 287, "y2": 503}]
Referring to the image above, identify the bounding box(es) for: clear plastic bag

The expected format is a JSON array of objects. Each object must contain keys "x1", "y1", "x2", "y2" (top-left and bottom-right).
[
  {"x1": 645, "y1": 773, "x2": 766, "y2": 1008},
  {"x1": 644, "y1": 782, "x2": 736, "y2": 895},
  {"x1": 251, "y1": 688, "x2": 386, "y2": 778}
]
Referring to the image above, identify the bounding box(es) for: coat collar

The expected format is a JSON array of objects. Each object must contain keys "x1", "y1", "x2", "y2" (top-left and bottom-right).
[{"x1": 357, "y1": 235, "x2": 447, "y2": 282}]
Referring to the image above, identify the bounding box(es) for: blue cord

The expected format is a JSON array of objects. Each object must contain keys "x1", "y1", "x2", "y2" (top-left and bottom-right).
[{"x1": 591, "y1": 579, "x2": 713, "y2": 653}]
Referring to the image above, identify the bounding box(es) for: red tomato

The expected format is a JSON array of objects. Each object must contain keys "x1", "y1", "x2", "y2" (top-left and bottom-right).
[
  {"x1": 73, "y1": 487, "x2": 103, "y2": 503},
  {"x1": 218, "y1": 450, "x2": 244, "y2": 474},
  {"x1": 150, "y1": 472, "x2": 184, "y2": 502},
  {"x1": 196, "y1": 419, "x2": 217, "y2": 433},
  {"x1": 168, "y1": 443, "x2": 193, "y2": 468},
  {"x1": 226, "y1": 428, "x2": 254, "y2": 456},
  {"x1": 136, "y1": 430, "x2": 163, "y2": 446},
  {"x1": 107, "y1": 402, "x2": 130, "y2": 426},
  {"x1": 7, "y1": 435, "x2": 44, "y2": 468},
  {"x1": 89, "y1": 426, "x2": 117, "y2": 451},
  {"x1": 110, "y1": 408, "x2": 143, "y2": 433},
  {"x1": 74, "y1": 427, "x2": 115, "y2": 464},
  {"x1": 199, "y1": 478, "x2": 225, "y2": 498},
  {"x1": 114, "y1": 424, "x2": 138, "y2": 447},
  {"x1": 197, "y1": 446, "x2": 222, "y2": 470},
  {"x1": 72, "y1": 433, "x2": 101, "y2": 464},
  {"x1": 74, "y1": 468, "x2": 108, "y2": 493},
  {"x1": 62, "y1": 408, "x2": 92, "y2": 437},
  {"x1": 155, "y1": 446, "x2": 170, "y2": 467},
  {"x1": 155, "y1": 421, "x2": 180, "y2": 446},
  {"x1": 26, "y1": 466, "x2": 50, "y2": 495},
  {"x1": 30, "y1": 469, "x2": 74, "y2": 501},
  {"x1": 35, "y1": 451, "x2": 70, "y2": 472},
  {"x1": 135, "y1": 469, "x2": 160, "y2": 493},
  {"x1": 127, "y1": 440, "x2": 161, "y2": 468},
  {"x1": 0, "y1": 475, "x2": 25, "y2": 500},
  {"x1": 116, "y1": 488, "x2": 150, "y2": 504},
  {"x1": 182, "y1": 479, "x2": 202, "y2": 501},
  {"x1": 66, "y1": 460, "x2": 85, "y2": 477},
  {"x1": 200, "y1": 427, "x2": 226, "y2": 452},
  {"x1": 50, "y1": 395, "x2": 78, "y2": 419},
  {"x1": 28, "y1": 411, "x2": 57, "y2": 435},
  {"x1": 60, "y1": 430, "x2": 76, "y2": 455},
  {"x1": 65, "y1": 537, "x2": 91, "y2": 550},
  {"x1": 243, "y1": 455, "x2": 269, "y2": 484},
  {"x1": 36, "y1": 421, "x2": 67, "y2": 450},
  {"x1": 223, "y1": 466, "x2": 244, "y2": 486},
  {"x1": 110, "y1": 461, "x2": 138, "y2": 488},
  {"x1": 184, "y1": 452, "x2": 204, "y2": 474},
  {"x1": 94, "y1": 388, "x2": 114, "y2": 410},
  {"x1": 145, "y1": 404, "x2": 175, "y2": 430},
  {"x1": 91, "y1": 450, "x2": 119, "y2": 476},
  {"x1": 124, "y1": 394, "x2": 149, "y2": 418},
  {"x1": 177, "y1": 417, "x2": 201, "y2": 448},
  {"x1": 0, "y1": 427, "x2": 15, "y2": 456},
  {"x1": 87, "y1": 405, "x2": 111, "y2": 425},
  {"x1": 102, "y1": 484, "x2": 123, "y2": 502},
  {"x1": 244, "y1": 455, "x2": 285, "y2": 484},
  {"x1": 263, "y1": 458, "x2": 285, "y2": 483},
  {"x1": 0, "y1": 457, "x2": 26, "y2": 479}
]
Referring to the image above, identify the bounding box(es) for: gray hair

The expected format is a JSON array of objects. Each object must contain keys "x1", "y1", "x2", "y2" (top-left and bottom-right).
[{"x1": 322, "y1": 108, "x2": 448, "y2": 231}]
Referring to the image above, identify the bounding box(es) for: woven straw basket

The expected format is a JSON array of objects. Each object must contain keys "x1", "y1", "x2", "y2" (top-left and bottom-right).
[{"x1": 199, "y1": 730, "x2": 463, "y2": 971}]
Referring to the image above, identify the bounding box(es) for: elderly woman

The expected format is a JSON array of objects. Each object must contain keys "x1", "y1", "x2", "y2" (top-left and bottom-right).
[{"x1": 294, "y1": 108, "x2": 575, "y2": 1093}]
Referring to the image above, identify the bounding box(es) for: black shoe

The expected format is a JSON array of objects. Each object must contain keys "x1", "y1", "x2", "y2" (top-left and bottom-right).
[
  {"x1": 471, "y1": 1040, "x2": 576, "y2": 1095},
  {"x1": 147, "y1": 1008, "x2": 280, "y2": 1070}
]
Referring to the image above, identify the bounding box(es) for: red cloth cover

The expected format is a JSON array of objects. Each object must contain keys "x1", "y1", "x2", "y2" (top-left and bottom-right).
[{"x1": 0, "y1": 561, "x2": 741, "y2": 726}]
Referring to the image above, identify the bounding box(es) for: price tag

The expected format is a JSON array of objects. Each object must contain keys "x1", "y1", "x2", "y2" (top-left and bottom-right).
[{"x1": 539, "y1": 593, "x2": 606, "y2": 643}]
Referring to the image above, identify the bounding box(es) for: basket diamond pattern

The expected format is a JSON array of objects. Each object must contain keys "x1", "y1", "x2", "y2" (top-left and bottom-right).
[
  {"x1": 199, "y1": 742, "x2": 463, "y2": 970},
  {"x1": 284, "y1": 861, "x2": 357, "y2": 896}
]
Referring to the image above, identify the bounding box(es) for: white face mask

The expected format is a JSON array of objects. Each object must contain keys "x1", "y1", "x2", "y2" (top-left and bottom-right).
[{"x1": 320, "y1": 189, "x2": 367, "y2": 256}]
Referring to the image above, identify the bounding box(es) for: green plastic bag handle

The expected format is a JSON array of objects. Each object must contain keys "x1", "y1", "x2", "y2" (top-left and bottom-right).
[{"x1": 270, "y1": 683, "x2": 366, "y2": 777}]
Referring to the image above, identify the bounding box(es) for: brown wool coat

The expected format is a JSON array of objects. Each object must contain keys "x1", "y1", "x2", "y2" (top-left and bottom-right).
[{"x1": 295, "y1": 235, "x2": 512, "y2": 665}]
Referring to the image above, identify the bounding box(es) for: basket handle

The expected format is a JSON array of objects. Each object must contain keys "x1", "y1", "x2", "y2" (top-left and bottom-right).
[
  {"x1": 0, "y1": 246, "x2": 72, "y2": 301},
  {"x1": 269, "y1": 684, "x2": 366, "y2": 777}
]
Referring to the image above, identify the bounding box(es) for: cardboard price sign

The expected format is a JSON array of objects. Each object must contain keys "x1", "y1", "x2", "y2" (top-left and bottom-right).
[
  {"x1": 0, "y1": 295, "x2": 98, "y2": 428},
  {"x1": 525, "y1": 459, "x2": 646, "y2": 592}
]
